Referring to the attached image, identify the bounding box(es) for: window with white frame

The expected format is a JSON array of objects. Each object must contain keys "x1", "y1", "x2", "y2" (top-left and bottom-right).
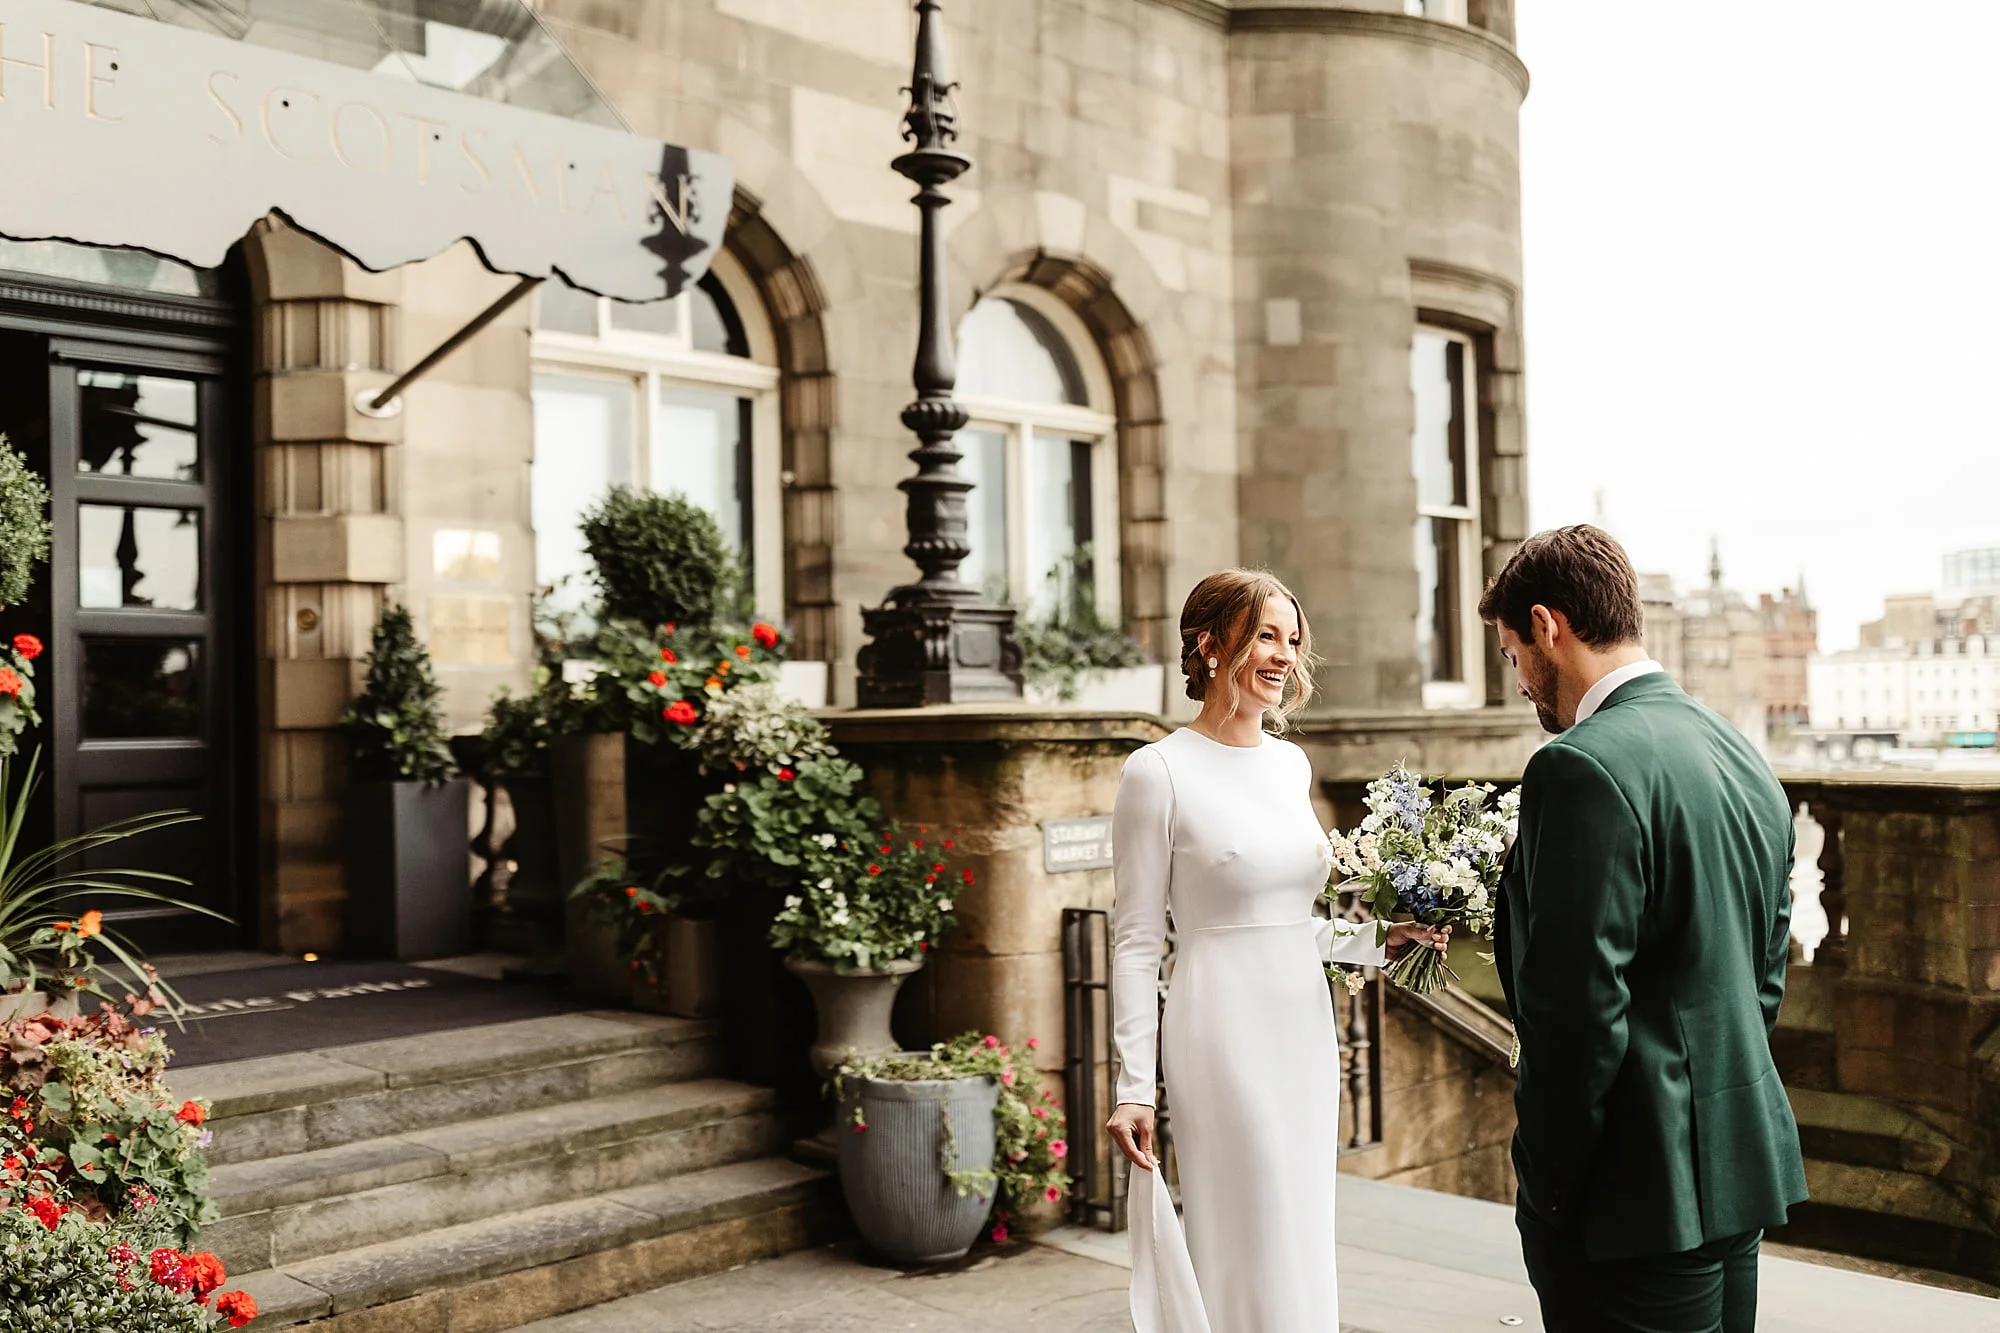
[
  {"x1": 1412, "y1": 325, "x2": 1483, "y2": 707},
  {"x1": 954, "y1": 291, "x2": 1120, "y2": 621},
  {"x1": 529, "y1": 256, "x2": 782, "y2": 620}
]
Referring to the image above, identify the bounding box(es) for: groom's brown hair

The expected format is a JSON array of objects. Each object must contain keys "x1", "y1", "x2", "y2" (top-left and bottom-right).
[{"x1": 1478, "y1": 524, "x2": 1645, "y2": 647}]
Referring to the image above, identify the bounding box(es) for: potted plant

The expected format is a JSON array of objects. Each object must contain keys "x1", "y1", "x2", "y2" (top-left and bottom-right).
[
  {"x1": 0, "y1": 434, "x2": 51, "y2": 760},
  {"x1": 771, "y1": 823, "x2": 965, "y2": 1078},
  {"x1": 835, "y1": 1032, "x2": 1071, "y2": 1264},
  {"x1": 1017, "y1": 546, "x2": 1160, "y2": 710},
  {"x1": 478, "y1": 665, "x2": 574, "y2": 961},
  {"x1": 338, "y1": 604, "x2": 469, "y2": 961}
]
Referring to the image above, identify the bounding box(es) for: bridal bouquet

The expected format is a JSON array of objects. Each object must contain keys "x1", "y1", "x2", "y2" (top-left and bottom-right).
[{"x1": 1324, "y1": 766, "x2": 1518, "y2": 994}]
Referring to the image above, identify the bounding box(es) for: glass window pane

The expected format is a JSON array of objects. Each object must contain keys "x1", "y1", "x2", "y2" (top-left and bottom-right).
[
  {"x1": 79, "y1": 505, "x2": 200, "y2": 610},
  {"x1": 78, "y1": 371, "x2": 199, "y2": 480},
  {"x1": 958, "y1": 428, "x2": 1010, "y2": 603},
  {"x1": 653, "y1": 382, "x2": 749, "y2": 554},
  {"x1": 0, "y1": 238, "x2": 221, "y2": 298},
  {"x1": 1026, "y1": 433, "x2": 1092, "y2": 617},
  {"x1": 689, "y1": 275, "x2": 749, "y2": 357},
  {"x1": 535, "y1": 282, "x2": 599, "y2": 335},
  {"x1": 1416, "y1": 516, "x2": 1463, "y2": 683},
  {"x1": 609, "y1": 294, "x2": 681, "y2": 337},
  {"x1": 531, "y1": 373, "x2": 634, "y2": 611},
  {"x1": 83, "y1": 639, "x2": 201, "y2": 739},
  {"x1": 958, "y1": 298, "x2": 1088, "y2": 406},
  {"x1": 1411, "y1": 330, "x2": 1468, "y2": 509}
]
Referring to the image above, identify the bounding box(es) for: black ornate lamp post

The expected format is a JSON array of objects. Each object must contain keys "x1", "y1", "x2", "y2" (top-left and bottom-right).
[{"x1": 854, "y1": 0, "x2": 1022, "y2": 707}]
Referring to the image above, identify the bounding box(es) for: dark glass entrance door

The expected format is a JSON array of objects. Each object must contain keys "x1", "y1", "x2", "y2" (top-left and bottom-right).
[{"x1": 46, "y1": 338, "x2": 237, "y2": 952}]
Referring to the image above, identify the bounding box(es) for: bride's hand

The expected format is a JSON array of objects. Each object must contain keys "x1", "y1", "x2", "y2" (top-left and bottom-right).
[
  {"x1": 1107, "y1": 1103, "x2": 1159, "y2": 1171},
  {"x1": 1384, "y1": 921, "x2": 1451, "y2": 961}
]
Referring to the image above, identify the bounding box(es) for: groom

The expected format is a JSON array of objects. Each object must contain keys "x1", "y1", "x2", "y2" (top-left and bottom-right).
[{"x1": 1480, "y1": 526, "x2": 1807, "y2": 1333}]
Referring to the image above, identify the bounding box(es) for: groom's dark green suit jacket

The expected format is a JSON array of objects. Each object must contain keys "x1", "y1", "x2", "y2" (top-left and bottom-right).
[{"x1": 1496, "y1": 671, "x2": 1808, "y2": 1260}]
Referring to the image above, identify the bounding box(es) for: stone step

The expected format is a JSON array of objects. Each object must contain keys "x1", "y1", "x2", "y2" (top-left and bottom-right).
[
  {"x1": 168, "y1": 1011, "x2": 720, "y2": 1166},
  {"x1": 1786, "y1": 1087, "x2": 1966, "y2": 1178},
  {"x1": 232, "y1": 1157, "x2": 842, "y2": 1331},
  {"x1": 1777, "y1": 1157, "x2": 2000, "y2": 1284},
  {"x1": 203, "y1": 1079, "x2": 785, "y2": 1274}
]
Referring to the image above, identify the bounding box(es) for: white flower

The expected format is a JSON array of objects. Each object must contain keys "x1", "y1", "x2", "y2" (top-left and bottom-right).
[
  {"x1": 937, "y1": 897, "x2": 953, "y2": 912},
  {"x1": 829, "y1": 909, "x2": 850, "y2": 927},
  {"x1": 783, "y1": 895, "x2": 802, "y2": 909},
  {"x1": 818, "y1": 877, "x2": 834, "y2": 890},
  {"x1": 832, "y1": 891, "x2": 848, "y2": 909},
  {"x1": 816, "y1": 832, "x2": 837, "y2": 849},
  {"x1": 723, "y1": 783, "x2": 736, "y2": 794}
]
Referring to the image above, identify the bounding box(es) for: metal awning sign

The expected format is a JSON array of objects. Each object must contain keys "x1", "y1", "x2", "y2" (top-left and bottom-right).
[{"x1": 0, "y1": 0, "x2": 732, "y2": 302}]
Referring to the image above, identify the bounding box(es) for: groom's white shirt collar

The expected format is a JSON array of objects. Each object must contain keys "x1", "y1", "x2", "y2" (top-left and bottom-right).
[{"x1": 1574, "y1": 659, "x2": 1665, "y2": 725}]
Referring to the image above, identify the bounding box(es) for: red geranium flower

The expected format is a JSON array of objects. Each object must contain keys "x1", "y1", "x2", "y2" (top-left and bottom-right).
[
  {"x1": 663, "y1": 622, "x2": 677, "y2": 635},
  {"x1": 867, "y1": 864, "x2": 881, "y2": 876},
  {"x1": 660, "y1": 648, "x2": 678, "y2": 664},
  {"x1": 176, "y1": 1101, "x2": 206, "y2": 1127},
  {"x1": 777, "y1": 768, "x2": 796, "y2": 781},
  {"x1": 11, "y1": 634, "x2": 40, "y2": 661},
  {"x1": 150, "y1": 1248, "x2": 191, "y2": 1291},
  {"x1": 734, "y1": 643, "x2": 751, "y2": 659},
  {"x1": 752, "y1": 622, "x2": 779, "y2": 648},
  {"x1": 962, "y1": 869, "x2": 975, "y2": 885},
  {"x1": 0, "y1": 667, "x2": 21, "y2": 697},
  {"x1": 23, "y1": 1196, "x2": 63, "y2": 1230},
  {"x1": 183, "y1": 1251, "x2": 227, "y2": 1299},
  {"x1": 647, "y1": 670, "x2": 667, "y2": 687},
  {"x1": 215, "y1": 1290, "x2": 259, "y2": 1327},
  {"x1": 664, "y1": 700, "x2": 699, "y2": 725}
]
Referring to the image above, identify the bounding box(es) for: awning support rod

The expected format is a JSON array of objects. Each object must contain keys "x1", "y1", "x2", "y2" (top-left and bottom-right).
[{"x1": 356, "y1": 276, "x2": 542, "y2": 418}]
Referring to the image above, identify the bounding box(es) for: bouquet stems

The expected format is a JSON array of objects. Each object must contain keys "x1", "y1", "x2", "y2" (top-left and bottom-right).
[{"x1": 1384, "y1": 942, "x2": 1459, "y2": 994}]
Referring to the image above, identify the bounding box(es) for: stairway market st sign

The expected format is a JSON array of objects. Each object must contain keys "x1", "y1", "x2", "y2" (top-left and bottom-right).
[{"x1": 0, "y1": 0, "x2": 732, "y2": 301}]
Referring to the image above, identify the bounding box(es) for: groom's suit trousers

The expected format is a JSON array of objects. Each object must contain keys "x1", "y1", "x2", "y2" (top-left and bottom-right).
[{"x1": 1517, "y1": 1211, "x2": 1760, "y2": 1333}]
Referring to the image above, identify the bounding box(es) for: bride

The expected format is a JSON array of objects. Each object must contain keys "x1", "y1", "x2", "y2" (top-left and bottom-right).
[{"x1": 1107, "y1": 568, "x2": 1448, "y2": 1332}]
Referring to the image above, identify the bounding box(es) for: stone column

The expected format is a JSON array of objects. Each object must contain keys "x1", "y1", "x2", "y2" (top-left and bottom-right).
[{"x1": 245, "y1": 221, "x2": 406, "y2": 953}]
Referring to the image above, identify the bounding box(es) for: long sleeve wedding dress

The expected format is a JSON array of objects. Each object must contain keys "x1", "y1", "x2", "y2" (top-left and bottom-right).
[{"x1": 1111, "y1": 726, "x2": 1385, "y2": 1333}]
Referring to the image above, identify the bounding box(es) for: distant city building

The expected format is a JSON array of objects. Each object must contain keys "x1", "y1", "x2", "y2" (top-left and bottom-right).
[
  {"x1": 1639, "y1": 544, "x2": 1816, "y2": 753},
  {"x1": 1809, "y1": 548, "x2": 2000, "y2": 758}
]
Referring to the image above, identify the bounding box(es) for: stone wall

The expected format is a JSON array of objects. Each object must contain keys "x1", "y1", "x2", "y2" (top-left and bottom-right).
[{"x1": 1339, "y1": 996, "x2": 1517, "y2": 1203}]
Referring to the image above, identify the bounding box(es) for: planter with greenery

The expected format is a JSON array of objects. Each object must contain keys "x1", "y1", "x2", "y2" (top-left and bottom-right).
[
  {"x1": 0, "y1": 1205, "x2": 255, "y2": 1329},
  {"x1": 338, "y1": 604, "x2": 470, "y2": 961},
  {"x1": 773, "y1": 825, "x2": 965, "y2": 1078},
  {"x1": 477, "y1": 666, "x2": 574, "y2": 958},
  {"x1": 834, "y1": 1032, "x2": 1072, "y2": 1263},
  {"x1": 1015, "y1": 546, "x2": 1155, "y2": 707},
  {"x1": 0, "y1": 436, "x2": 51, "y2": 759}
]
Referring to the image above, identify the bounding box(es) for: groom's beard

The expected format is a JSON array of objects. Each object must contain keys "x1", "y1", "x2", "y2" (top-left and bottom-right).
[{"x1": 1520, "y1": 655, "x2": 1562, "y2": 733}]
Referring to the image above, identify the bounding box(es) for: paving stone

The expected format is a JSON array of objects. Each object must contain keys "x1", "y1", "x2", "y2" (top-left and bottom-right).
[{"x1": 168, "y1": 1050, "x2": 384, "y2": 1118}]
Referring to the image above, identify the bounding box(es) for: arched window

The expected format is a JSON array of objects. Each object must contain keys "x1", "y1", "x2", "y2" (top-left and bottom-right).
[
  {"x1": 529, "y1": 255, "x2": 781, "y2": 617},
  {"x1": 955, "y1": 291, "x2": 1118, "y2": 619}
]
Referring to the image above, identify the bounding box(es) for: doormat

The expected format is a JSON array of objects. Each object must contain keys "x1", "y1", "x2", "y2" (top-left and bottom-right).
[{"x1": 142, "y1": 960, "x2": 594, "y2": 1068}]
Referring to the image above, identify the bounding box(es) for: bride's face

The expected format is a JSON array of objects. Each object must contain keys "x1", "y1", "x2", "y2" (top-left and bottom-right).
[{"x1": 1229, "y1": 593, "x2": 1299, "y2": 711}]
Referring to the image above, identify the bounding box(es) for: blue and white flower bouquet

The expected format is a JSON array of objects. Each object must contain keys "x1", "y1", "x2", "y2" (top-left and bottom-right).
[{"x1": 1323, "y1": 765, "x2": 1519, "y2": 994}]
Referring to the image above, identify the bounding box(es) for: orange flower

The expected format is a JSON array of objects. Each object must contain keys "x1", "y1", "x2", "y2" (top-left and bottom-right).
[
  {"x1": 705, "y1": 676, "x2": 723, "y2": 690},
  {"x1": 734, "y1": 644, "x2": 751, "y2": 659},
  {"x1": 76, "y1": 910, "x2": 102, "y2": 938},
  {"x1": 660, "y1": 648, "x2": 677, "y2": 664},
  {"x1": 0, "y1": 667, "x2": 20, "y2": 697},
  {"x1": 215, "y1": 1291, "x2": 259, "y2": 1328},
  {"x1": 647, "y1": 671, "x2": 667, "y2": 687},
  {"x1": 752, "y1": 622, "x2": 779, "y2": 649},
  {"x1": 176, "y1": 1100, "x2": 207, "y2": 1127}
]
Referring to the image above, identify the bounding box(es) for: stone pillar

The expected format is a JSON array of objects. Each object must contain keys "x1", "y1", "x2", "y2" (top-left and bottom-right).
[
  {"x1": 823, "y1": 710, "x2": 1166, "y2": 1085},
  {"x1": 1829, "y1": 779, "x2": 2000, "y2": 1132},
  {"x1": 245, "y1": 221, "x2": 405, "y2": 953}
]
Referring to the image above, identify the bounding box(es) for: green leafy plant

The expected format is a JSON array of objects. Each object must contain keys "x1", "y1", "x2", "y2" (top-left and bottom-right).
[
  {"x1": 689, "y1": 681, "x2": 829, "y2": 778},
  {"x1": 2, "y1": 1003, "x2": 216, "y2": 1243},
  {"x1": 584, "y1": 618, "x2": 784, "y2": 745},
  {"x1": 480, "y1": 667, "x2": 576, "y2": 779},
  {"x1": 835, "y1": 1030, "x2": 1071, "y2": 1243},
  {"x1": 1016, "y1": 546, "x2": 1147, "y2": 702},
  {"x1": 0, "y1": 436, "x2": 52, "y2": 612},
  {"x1": 769, "y1": 823, "x2": 965, "y2": 970},
  {"x1": 0, "y1": 752, "x2": 221, "y2": 1005},
  {"x1": 676, "y1": 754, "x2": 881, "y2": 905},
  {"x1": 568, "y1": 851, "x2": 678, "y2": 985},
  {"x1": 0, "y1": 1204, "x2": 256, "y2": 1329},
  {"x1": 339, "y1": 604, "x2": 459, "y2": 786},
  {"x1": 579, "y1": 486, "x2": 743, "y2": 630}
]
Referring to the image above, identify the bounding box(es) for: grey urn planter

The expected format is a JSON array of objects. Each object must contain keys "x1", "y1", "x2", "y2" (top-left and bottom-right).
[
  {"x1": 345, "y1": 778, "x2": 473, "y2": 961},
  {"x1": 785, "y1": 955, "x2": 922, "y2": 1077},
  {"x1": 838, "y1": 1070, "x2": 1000, "y2": 1264}
]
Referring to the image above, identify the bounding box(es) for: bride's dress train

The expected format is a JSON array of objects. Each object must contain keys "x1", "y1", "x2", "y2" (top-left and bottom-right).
[{"x1": 1113, "y1": 727, "x2": 1383, "y2": 1333}]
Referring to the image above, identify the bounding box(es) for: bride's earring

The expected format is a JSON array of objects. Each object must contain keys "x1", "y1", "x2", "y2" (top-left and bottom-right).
[{"x1": 1206, "y1": 656, "x2": 1218, "y2": 676}]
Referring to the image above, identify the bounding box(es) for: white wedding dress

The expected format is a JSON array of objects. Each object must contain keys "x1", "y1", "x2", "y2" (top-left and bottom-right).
[{"x1": 1111, "y1": 727, "x2": 1385, "y2": 1333}]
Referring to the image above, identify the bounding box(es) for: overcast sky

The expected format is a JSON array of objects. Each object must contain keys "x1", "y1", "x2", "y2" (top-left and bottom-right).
[{"x1": 1515, "y1": 2, "x2": 2000, "y2": 650}]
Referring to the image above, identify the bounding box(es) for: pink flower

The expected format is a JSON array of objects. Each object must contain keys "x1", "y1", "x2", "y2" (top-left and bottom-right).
[
  {"x1": 1050, "y1": 1139, "x2": 1068, "y2": 1159},
  {"x1": 982, "y1": 1035, "x2": 1000, "y2": 1048},
  {"x1": 1045, "y1": 1185, "x2": 1063, "y2": 1202},
  {"x1": 1026, "y1": 1036, "x2": 1040, "y2": 1050},
  {"x1": 1001, "y1": 1070, "x2": 1016, "y2": 1087},
  {"x1": 1031, "y1": 1106, "x2": 1048, "y2": 1120},
  {"x1": 991, "y1": 1224, "x2": 1010, "y2": 1243}
]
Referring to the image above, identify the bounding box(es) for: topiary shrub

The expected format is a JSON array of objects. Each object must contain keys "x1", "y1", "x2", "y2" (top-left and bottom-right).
[
  {"x1": 579, "y1": 485, "x2": 742, "y2": 629},
  {"x1": 339, "y1": 604, "x2": 459, "y2": 785},
  {"x1": 0, "y1": 435, "x2": 51, "y2": 612}
]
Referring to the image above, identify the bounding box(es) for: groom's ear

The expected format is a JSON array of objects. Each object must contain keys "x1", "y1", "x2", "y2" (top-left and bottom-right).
[{"x1": 1529, "y1": 604, "x2": 1563, "y2": 650}]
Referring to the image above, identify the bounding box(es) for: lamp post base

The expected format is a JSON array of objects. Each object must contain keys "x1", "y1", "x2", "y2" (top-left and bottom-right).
[{"x1": 855, "y1": 596, "x2": 1023, "y2": 707}]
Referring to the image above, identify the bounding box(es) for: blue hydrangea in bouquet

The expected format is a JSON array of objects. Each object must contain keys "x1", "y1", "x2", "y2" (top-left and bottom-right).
[{"x1": 1323, "y1": 765, "x2": 1519, "y2": 994}]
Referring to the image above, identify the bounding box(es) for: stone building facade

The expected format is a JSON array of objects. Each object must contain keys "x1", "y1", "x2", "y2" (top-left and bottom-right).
[{"x1": 0, "y1": 0, "x2": 1539, "y2": 949}]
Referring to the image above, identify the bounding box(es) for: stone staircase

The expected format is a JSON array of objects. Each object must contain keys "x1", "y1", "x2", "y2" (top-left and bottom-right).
[
  {"x1": 1774, "y1": 1085, "x2": 2000, "y2": 1281},
  {"x1": 167, "y1": 1010, "x2": 841, "y2": 1330}
]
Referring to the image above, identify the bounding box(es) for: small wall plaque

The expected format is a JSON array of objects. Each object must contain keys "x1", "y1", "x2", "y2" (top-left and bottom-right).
[{"x1": 1042, "y1": 815, "x2": 1115, "y2": 873}]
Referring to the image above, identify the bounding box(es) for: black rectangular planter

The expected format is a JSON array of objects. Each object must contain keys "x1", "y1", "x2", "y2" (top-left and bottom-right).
[{"x1": 345, "y1": 778, "x2": 473, "y2": 961}]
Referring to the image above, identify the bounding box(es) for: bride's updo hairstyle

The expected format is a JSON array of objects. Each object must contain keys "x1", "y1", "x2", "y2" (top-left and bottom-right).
[{"x1": 1178, "y1": 568, "x2": 1318, "y2": 732}]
